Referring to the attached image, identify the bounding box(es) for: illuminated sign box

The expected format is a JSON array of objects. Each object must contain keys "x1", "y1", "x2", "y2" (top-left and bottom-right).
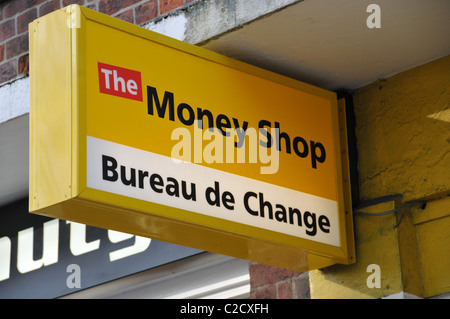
[{"x1": 29, "y1": 5, "x2": 354, "y2": 272}]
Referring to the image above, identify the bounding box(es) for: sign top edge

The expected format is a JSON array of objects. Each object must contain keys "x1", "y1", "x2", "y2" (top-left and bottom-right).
[{"x1": 61, "y1": 4, "x2": 336, "y2": 100}]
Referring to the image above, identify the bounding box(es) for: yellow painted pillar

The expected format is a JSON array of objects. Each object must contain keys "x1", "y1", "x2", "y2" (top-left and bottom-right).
[
  {"x1": 310, "y1": 198, "x2": 409, "y2": 298},
  {"x1": 309, "y1": 55, "x2": 450, "y2": 299},
  {"x1": 413, "y1": 196, "x2": 450, "y2": 297}
]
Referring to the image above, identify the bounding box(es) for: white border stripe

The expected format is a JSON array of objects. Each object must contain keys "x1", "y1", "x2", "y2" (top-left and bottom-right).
[{"x1": 87, "y1": 136, "x2": 340, "y2": 246}]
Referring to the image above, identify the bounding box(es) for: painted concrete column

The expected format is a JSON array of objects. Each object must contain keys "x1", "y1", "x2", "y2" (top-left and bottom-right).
[{"x1": 309, "y1": 55, "x2": 450, "y2": 299}]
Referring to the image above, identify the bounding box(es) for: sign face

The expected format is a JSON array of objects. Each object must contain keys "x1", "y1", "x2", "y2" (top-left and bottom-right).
[
  {"x1": 29, "y1": 5, "x2": 354, "y2": 272},
  {"x1": 0, "y1": 199, "x2": 202, "y2": 299}
]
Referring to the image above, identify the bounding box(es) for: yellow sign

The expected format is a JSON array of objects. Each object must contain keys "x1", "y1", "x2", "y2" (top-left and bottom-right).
[{"x1": 29, "y1": 5, "x2": 354, "y2": 272}]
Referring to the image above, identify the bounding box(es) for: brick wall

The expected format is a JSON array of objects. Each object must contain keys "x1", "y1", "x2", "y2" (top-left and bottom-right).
[
  {"x1": 0, "y1": 0, "x2": 197, "y2": 85},
  {"x1": 249, "y1": 262, "x2": 310, "y2": 299}
]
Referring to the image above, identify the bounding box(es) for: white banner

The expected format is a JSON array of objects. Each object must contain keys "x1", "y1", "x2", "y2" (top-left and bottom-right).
[{"x1": 87, "y1": 136, "x2": 340, "y2": 246}]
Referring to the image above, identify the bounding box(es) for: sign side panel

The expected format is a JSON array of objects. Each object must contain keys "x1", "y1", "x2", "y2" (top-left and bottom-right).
[
  {"x1": 29, "y1": 9, "x2": 74, "y2": 211},
  {"x1": 338, "y1": 98, "x2": 356, "y2": 264},
  {"x1": 86, "y1": 136, "x2": 341, "y2": 247}
]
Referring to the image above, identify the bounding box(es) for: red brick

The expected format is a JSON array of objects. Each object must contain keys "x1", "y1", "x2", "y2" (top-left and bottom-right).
[
  {"x1": 98, "y1": 0, "x2": 140, "y2": 16},
  {"x1": 4, "y1": 0, "x2": 28, "y2": 18},
  {"x1": 250, "y1": 263, "x2": 300, "y2": 286},
  {"x1": 293, "y1": 274, "x2": 310, "y2": 299},
  {"x1": 250, "y1": 285, "x2": 277, "y2": 299},
  {"x1": 0, "y1": 45, "x2": 4, "y2": 62},
  {"x1": 6, "y1": 34, "x2": 28, "y2": 59},
  {"x1": 18, "y1": 53, "x2": 29, "y2": 74},
  {"x1": 39, "y1": 0, "x2": 61, "y2": 17},
  {"x1": 249, "y1": 263, "x2": 265, "y2": 287},
  {"x1": 0, "y1": 19, "x2": 15, "y2": 42},
  {"x1": 17, "y1": 9, "x2": 37, "y2": 34},
  {"x1": 0, "y1": 60, "x2": 17, "y2": 84},
  {"x1": 115, "y1": 9, "x2": 134, "y2": 23},
  {"x1": 160, "y1": 0, "x2": 184, "y2": 15},
  {"x1": 277, "y1": 281, "x2": 293, "y2": 299},
  {"x1": 4, "y1": 0, "x2": 45, "y2": 18},
  {"x1": 135, "y1": 1, "x2": 157, "y2": 25},
  {"x1": 271, "y1": 267, "x2": 300, "y2": 283},
  {"x1": 86, "y1": 4, "x2": 97, "y2": 11},
  {"x1": 62, "y1": 0, "x2": 85, "y2": 6}
]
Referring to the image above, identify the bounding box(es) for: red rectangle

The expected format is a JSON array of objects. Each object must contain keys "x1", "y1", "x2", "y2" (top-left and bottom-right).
[{"x1": 98, "y1": 62, "x2": 143, "y2": 101}]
